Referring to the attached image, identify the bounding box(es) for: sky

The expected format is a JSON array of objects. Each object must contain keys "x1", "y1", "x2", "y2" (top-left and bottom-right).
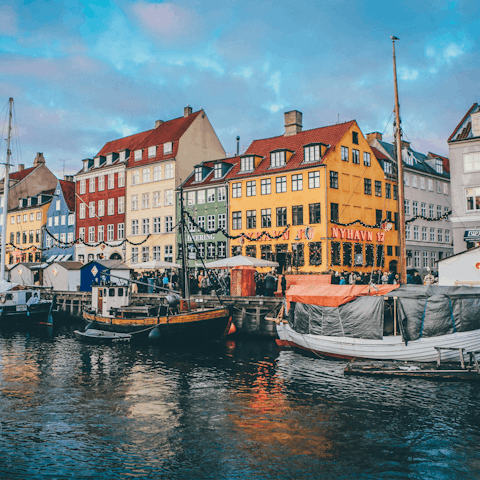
[{"x1": 0, "y1": 0, "x2": 479, "y2": 178}]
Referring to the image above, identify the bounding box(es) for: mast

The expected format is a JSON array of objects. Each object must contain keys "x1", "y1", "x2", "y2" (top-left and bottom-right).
[
  {"x1": 179, "y1": 187, "x2": 190, "y2": 306},
  {"x1": 392, "y1": 37, "x2": 407, "y2": 283},
  {"x1": 1, "y1": 98, "x2": 13, "y2": 282}
]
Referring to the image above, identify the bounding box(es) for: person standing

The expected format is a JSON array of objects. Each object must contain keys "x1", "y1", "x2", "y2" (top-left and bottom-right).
[
  {"x1": 264, "y1": 273, "x2": 276, "y2": 297},
  {"x1": 423, "y1": 269, "x2": 435, "y2": 285},
  {"x1": 281, "y1": 275, "x2": 287, "y2": 296}
]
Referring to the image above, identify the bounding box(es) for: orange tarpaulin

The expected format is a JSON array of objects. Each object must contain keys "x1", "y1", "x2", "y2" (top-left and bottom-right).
[{"x1": 286, "y1": 284, "x2": 400, "y2": 309}]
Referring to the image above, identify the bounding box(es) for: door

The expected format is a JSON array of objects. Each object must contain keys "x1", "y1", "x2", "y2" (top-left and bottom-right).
[{"x1": 97, "y1": 288, "x2": 103, "y2": 314}]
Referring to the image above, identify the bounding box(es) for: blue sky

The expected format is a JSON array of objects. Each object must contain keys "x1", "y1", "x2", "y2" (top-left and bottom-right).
[{"x1": 0, "y1": 0, "x2": 478, "y2": 177}]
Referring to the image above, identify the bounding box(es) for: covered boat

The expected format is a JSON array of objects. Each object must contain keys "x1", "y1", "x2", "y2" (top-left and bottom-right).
[{"x1": 273, "y1": 284, "x2": 480, "y2": 362}]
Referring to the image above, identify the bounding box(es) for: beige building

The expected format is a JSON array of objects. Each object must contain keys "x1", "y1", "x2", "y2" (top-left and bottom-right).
[{"x1": 125, "y1": 106, "x2": 225, "y2": 265}]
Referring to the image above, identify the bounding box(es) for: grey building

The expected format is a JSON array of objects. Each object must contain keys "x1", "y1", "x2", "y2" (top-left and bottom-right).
[
  {"x1": 367, "y1": 133, "x2": 453, "y2": 277},
  {"x1": 447, "y1": 103, "x2": 480, "y2": 254}
]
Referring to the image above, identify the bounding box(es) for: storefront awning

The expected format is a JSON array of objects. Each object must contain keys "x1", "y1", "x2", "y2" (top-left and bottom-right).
[{"x1": 464, "y1": 229, "x2": 480, "y2": 241}]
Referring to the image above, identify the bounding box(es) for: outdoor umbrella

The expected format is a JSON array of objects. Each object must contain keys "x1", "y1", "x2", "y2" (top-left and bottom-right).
[
  {"x1": 205, "y1": 255, "x2": 279, "y2": 269},
  {"x1": 130, "y1": 260, "x2": 182, "y2": 269}
]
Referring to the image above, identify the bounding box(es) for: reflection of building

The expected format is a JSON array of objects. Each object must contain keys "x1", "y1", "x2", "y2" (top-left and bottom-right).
[
  {"x1": 177, "y1": 157, "x2": 240, "y2": 267},
  {"x1": 447, "y1": 103, "x2": 480, "y2": 254},
  {"x1": 228, "y1": 110, "x2": 399, "y2": 273},
  {"x1": 368, "y1": 133, "x2": 453, "y2": 277}
]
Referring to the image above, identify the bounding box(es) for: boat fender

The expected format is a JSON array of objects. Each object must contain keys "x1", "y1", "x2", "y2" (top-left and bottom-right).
[
  {"x1": 0, "y1": 295, "x2": 5, "y2": 304},
  {"x1": 148, "y1": 326, "x2": 161, "y2": 342}
]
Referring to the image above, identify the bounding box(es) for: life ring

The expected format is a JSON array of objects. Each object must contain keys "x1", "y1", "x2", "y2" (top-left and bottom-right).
[{"x1": 0, "y1": 295, "x2": 5, "y2": 304}]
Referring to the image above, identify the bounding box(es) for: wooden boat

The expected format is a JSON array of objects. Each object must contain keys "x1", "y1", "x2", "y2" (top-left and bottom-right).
[{"x1": 74, "y1": 328, "x2": 131, "y2": 343}]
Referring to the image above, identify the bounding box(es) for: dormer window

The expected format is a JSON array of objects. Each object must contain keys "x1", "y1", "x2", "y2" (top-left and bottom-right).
[
  {"x1": 270, "y1": 150, "x2": 286, "y2": 168},
  {"x1": 241, "y1": 156, "x2": 254, "y2": 172},
  {"x1": 119, "y1": 150, "x2": 126, "y2": 162},
  {"x1": 436, "y1": 159, "x2": 443, "y2": 174},
  {"x1": 27, "y1": 198, "x2": 32, "y2": 207},
  {"x1": 214, "y1": 163, "x2": 223, "y2": 179},
  {"x1": 304, "y1": 144, "x2": 321, "y2": 163},
  {"x1": 94, "y1": 157, "x2": 100, "y2": 168},
  {"x1": 164, "y1": 142, "x2": 173, "y2": 154},
  {"x1": 106, "y1": 154, "x2": 113, "y2": 165},
  {"x1": 148, "y1": 146, "x2": 157, "y2": 158},
  {"x1": 195, "y1": 166, "x2": 202, "y2": 182},
  {"x1": 404, "y1": 151, "x2": 414, "y2": 166},
  {"x1": 134, "y1": 149, "x2": 142, "y2": 161},
  {"x1": 352, "y1": 131, "x2": 359, "y2": 145}
]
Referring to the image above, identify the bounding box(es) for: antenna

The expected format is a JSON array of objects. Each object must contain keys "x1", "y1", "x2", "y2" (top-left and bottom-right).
[{"x1": 62, "y1": 159, "x2": 66, "y2": 177}]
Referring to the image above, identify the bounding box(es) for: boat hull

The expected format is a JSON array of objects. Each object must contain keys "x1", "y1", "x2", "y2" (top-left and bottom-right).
[
  {"x1": 276, "y1": 322, "x2": 480, "y2": 363},
  {"x1": 74, "y1": 329, "x2": 131, "y2": 343},
  {"x1": 83, "y1": 306, "x2": 233, "y2": 343},
  {"x1": 0, "y1": 301, "x2": 53, "y2": 325}
]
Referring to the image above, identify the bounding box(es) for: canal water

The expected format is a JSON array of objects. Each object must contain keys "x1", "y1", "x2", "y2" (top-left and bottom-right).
[{"x1": 1, "y1": 318, "x2": 479, "y2": 480}]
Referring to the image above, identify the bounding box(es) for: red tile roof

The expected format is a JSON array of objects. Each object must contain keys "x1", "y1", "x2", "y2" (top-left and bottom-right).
[
  {"x1": 9, "y1": 166, "x2": 36, "y2": 181},
  {"x1": 96, "y1": 129, "x2": 154, "y2": 157},
  {"x1": 428, "y1": 152, "x2": 450, "y2": 174},
  {"x1": 370, "y1": 146, "x2": 389, "y2": 161},
  {"x1": 448, "y1": 103, "x2": 478, "y2": 142},
  {"x1": 182, "y1": 157, "x2": 241, "y2": 189},
  {"x1": 228, "y1": 121, "x2": 355, "y2": 179},
  {"x1": 59, "y1": 180, "x2": 76, "y2": 212}
]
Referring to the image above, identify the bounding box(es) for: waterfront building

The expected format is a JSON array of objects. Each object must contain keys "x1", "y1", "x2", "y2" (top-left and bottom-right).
[
  {"x1": 177, "y1": 157, "x2": 240, "y2": 267},
  {"x1": 43, "y1": 261, "x2": 83, "y2": 291},
  {"x1": 6, "y1": 190, "x2": 54, "y2": 264},
  {"x1": 447, "y1": 103, "x2": 480, "y2": 254},
  {"x1": 74, "y1": 128, "x2": 153, "y2": 263},
  {"x1": 43, "y1": 177, "x2": 76, "y2": 261},
  {"x1": 367, "y1": 133, "x2": 453, "y2": 277},
  {"x1": 79, "y1": 259, "x2": 131, "y2": 292},
  {"x1": 228, "y1": 110, "x2": 400, "y2": 274},
  {"x1": 8, "y1": 262, "x2": 48, "y2": 285},
  {"x1": 125, "y1": 106, "x2": 225, "y2": 266}
]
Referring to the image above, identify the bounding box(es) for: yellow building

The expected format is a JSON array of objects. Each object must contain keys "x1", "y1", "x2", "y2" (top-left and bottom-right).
[
  {"x1": 228, "y1": 111, "x2": 400, "y2": 274},
  {"x1": 6, "y1": 191, "x2": 53, "y2": 264}
]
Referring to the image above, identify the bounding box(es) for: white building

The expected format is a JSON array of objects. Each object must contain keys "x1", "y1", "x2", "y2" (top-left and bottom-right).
[{"x1": 43, "y1": 261, "x2": 83, "y2": 291}]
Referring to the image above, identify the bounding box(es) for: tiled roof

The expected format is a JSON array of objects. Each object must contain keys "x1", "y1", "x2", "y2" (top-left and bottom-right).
[
  {"x1": 428, "y1": 152, "x2": 450, "y2": 174},
  {"x1": 96, "y1": 129, "x2": 154, "y2": 157},
  {"x1": 182, "y1": 157, "x2": 241, "y2": 189},
  {"x1": 370, "y1": 146, "x2": 389, "y2": 160},
  {"x1": 228, "y1": 121, "x2": 355, "y2": 179},
  {"x1": 126, "y1": 110, "x2": 202, "y2": 168},
  {"x1": 448, "y1": 103, "x2": 478, "y2": 142},
  {"x1": 59, "y1": 180, "x2": 76, "y2": 212},
  {"x1": 10, "y1": 166, "x2": 37, "y2": 181}
]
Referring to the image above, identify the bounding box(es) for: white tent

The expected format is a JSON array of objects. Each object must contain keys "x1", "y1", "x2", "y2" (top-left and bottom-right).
[
  {"x1": 205, "y1": 255, "x2": 279, "y2": 269},
  {"x1": 130, "y1": 260, "x2": 182, "y2": 270}
]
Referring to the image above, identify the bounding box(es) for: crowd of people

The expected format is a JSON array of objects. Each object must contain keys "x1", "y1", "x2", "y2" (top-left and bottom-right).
[{"x1": 330, "y1": 268, "x2": 438, "y2": 286}]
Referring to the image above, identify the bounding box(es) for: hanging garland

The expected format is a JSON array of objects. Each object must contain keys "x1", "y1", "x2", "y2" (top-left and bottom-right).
[
  {"x1": 331, "y1": 218, "x2": 390, "y2": 229},
  {"x1": 405, "y1": 211, "x2": 451, "y2": 224},
  {"x1": 185, "y1": 211, "x2": 289, "y2": 241}
]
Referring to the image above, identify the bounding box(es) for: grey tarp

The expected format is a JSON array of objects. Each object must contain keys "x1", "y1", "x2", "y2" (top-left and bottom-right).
[{"x1": 288, "y1": 296, "x2": 384, "y2": 340}]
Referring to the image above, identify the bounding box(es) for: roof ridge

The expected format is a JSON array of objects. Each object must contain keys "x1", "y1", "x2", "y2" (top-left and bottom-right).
[{"x1": 448, "y1": 103, "x2": 478, "y2": 142}]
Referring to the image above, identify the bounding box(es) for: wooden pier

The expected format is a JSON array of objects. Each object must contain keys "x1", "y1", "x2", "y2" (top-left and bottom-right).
[{"x1": 49, "y1": 291, "x2": 282, "y2": 337}]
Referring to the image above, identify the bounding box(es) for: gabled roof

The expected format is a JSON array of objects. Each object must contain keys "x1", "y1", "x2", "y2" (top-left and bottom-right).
[
  {"x1": 228, "y1": 121, "x2": 355, "y2": 179},
  {"x1": 428, "y1": 152, "x2": 450, "y2": 174},
  {"x1": 448, "y1": 103, "x2": 479, "y2": 142},
  {"x1": 53, "y1": 261, "x2": 83, "y2": 270},
  {"x1": 10, "y1": 166, "x2": 37, "y2": 181},
  {"x1": 80, "y1": 259, "x2": 131, "y2": 270},
  {"x1": 58, "y1": 180, "x2": 76, "y2": 212},
  {"x1": 182, "y1": 157, "x2": 240, "y2": 189},
  {"x1": 370, "y1": 146, "x2": 389, "y2": 161},
  {"x1": 96, "y1": 129, "x2": 154, "y2": 157}
]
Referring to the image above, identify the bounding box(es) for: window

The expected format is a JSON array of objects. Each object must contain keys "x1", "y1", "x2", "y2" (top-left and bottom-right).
[
  {"x1": 292, "y1": 205, "x2": 303, "y2": 226},
  {"x1": 165, "y1": 216, "x2": 173, "y2": 233},
  {"x1": 393, "y1": 185, "x2": 398, "y2": 200},
  {"x1": 405, "y1": 225, "x2": 410, "y2": 240},
  {"x1": 164, "y1": 163, "x2": 173, "y2": 179},
  {"x1": 430, "y1": 227, "x2": 435, "y2": 242},
  {"x1": 142, "y1": 193, "x2": 149, "y2": 209},
  {"x1": 352, "y1": 131, "x2": 359, "y2": 144},
  {"x1": 118, "y1": 223, "x2": 124, "y2": 240},
  {"x1": 142, "y1": 218, "x2": 150, "y2": 235},
  {"x1": 413, "y1": 226, "x2": 419, "y2": 240},
  {"x1": 444, "y1": 183, "x2": 449, "y2": 195},
  {"x1": 148, "y1": 146, "x2": 156, "y2": 158},
  {"x1": 196, "y1": 190, "x2": 205, "y2": 204},
  {"x1": 207, "y1": 215, "x2": 215, "y2": 231},
  {"x1": 118, "y1": 196, "x2": 124, "y2": 214},
  {"x1": 412, "y1": 175, "x2": 418, "y2": 188},
  {"x1": 98, "y1": 225, "x2": 104, "y2": 242},
  {"x1": 421, "y1": 203, "x2": 426, "y2": 217},
  {"x1": 385, "y1": 183, "x2": 391, "y2": 199},
  {"x1": 232, "y1": 211, "x2": 242, "y2": 230},
  {"x1": 404, "y1": 174, "x2": 409, "y2": 187},
  {"x1": 428, "y1": 179, "x2": 434, "y2": 191},
  {"x1": 247, "y1": 210, "x2": 256, "y2": 229},
  {"x1": 165, "y1": 190, "x2": 173, "y2": 206},
  {"x1": 431, "y1": 251, "x2": 437, "y2": 267},
  {"x1": 142, "y1": 168, "x2": 150, "y2": 183},
  {"x1": 352, "y1": 149, "x2": 360, "y2": 164},
  {"x1": 98, "y1": 175, "x2": 105, "y2": 191},
  {"x1": 88, "y1": 226, "x2": 95, "y2": 243},
  {"x1": 164, "y1": 142, "x2": 173, "y2": 154},
  {"x1": 330, "y1": 171, "x2": 338, "y2": 189},
  {"x1": 436, "y1": 181, "x2": 441, "y2": 194},
  {"x1": 363, "y1": 152, "x2": 371, "y2": 166},
  {"x1": 98, "y1": 200, "x2": 105, "y2": 217},
  {"x1": 68, "y1": 214, "x2": 74, "y2": 225},
  {"x1": 36, "y1": 211, "x2": 42, "y2": 221},
  {"x1": 185, "y1": 191, "x2": 194, "y2": 206},
  {"x1": 131, "y1": 170, "x2": 139, "y2": 185},
  {"x1": 445, "y1": 230, "x2": 450, "y2": 243},
  {"x1": 218, "y1": 214, "x2": 226, "y2": 230},
  {"x1": 153, "y1": 246, "x2": 161, "y2": 260},
  {"x1": 80, "y1": 179, "x2": 86, "y2": 194},
  {"x1": 444, "y1": 206, "x2": 449, "y2": 215},
  {"x1": 197, "y1": 216, "x2": 205, "y2": 231},
  {"x1": 60, "y1": 215, "x2": 65, "y2": 225},
  {"x1": 341, "y1": 146, "x2": 349, "y2": 162},
  {"x1": 79, "y1": 203, "x2": 86, "y2": 219},
  {"x1": 142, "y1": 246, "x2": 150, "y2": 262},
  {"x1": 376, "y1": 209, "x2": 383, "y2": 225},
  {"x1": 153, "y1": 191, "x2": 161, "y2": 207},
  {"x1": 304, "y1": 145, "x2": 320, "y2": 162},
  {"x1": 153, "y1": 165, "x2": 162, "y2": 182},
  {"x1": 309, "y1": 171, "x2": 320, "y2": 189},
  {"x1": 54, "y1": 216, "x2": 59, "y2": 226},
  {"x1": 428, "y1": 204, "x2": 434, "y2": 218},
  {"x1": 413, "y1": 201, "x2": 418, "y2": 216},
  {"x1": 214, "y1": 163, "x2": 223, "y2": 178},
  {"x1": 246, "y1": 181, "x2": 256, "y2": 197},
  {"x1": 438, "y1": 229, "x2": 443, "y2": 242},
  {"x1": 414, "y1": 251, "x2": 420, "y2": 268},
  {"x1": 79, "y1": 228, "x2": 85, "y2": 241},
  {"x1": 466, "y1": 187, "x2": 480, "y2": 211},
  {"x1": 277, "y1": 207, "x2": 287, "y2": 227},
  {"x1": 68, "y1": 232, "x2": 74, "y2": 243},
  {"x1": 194, "y1": 167, "x2": 202, "y2": 182},
  {"x1": 118, "y1": 172, "x2": 125, "y2": 188},
  {"x1": 131, "y1": 247, "x2": 138, "y2": 263},
  {"x1": 54, "y1": 199, "x2": 60, "y2": 211},
  {"x1": 218, "y1": 242, "x2": 226, "y2": 258},
  {"x1": 270, "y1": 150, "x2": 285, "y2": 168},
  {"x1": 241, "y1": 156, "x2": 254, "y2": 172},
  {"x1": 218, "y1": 187, "x2": 226, "y2": 201},
  {"x1": 10, "y1": 216, "x2": 14, "y2": 224},
  {"x1": 48, "y1": 217, "x2": 53, "y2": 227},
  {"x1": 404, "y1": 200, "x2": 410, "y2": 215},
  {"x1": 330, "y1": 203, "x2": 339, "y2": 223},
  {"x1": 232, "y1": 183, "x2": 242, "y2": 198},
  {"x1": 29, "y1": 230, "x2": 34, "y2": 243},
  {"x1": 134, "y1": 149, "x2": 142, "y2": 161},
  {"x1": 89, "y1": 177, "x2": 95, "y2": 193},
  {"x1": 131, "y1": 195, "x2": 138, "y2": 211},
  {"x1": 423, "y1": 251, "x2": 428, "y2": 268},
  {"x1": 276, "y1": 176, "x2": 287, "y2": 193},
  {"x1": 364, "y1": 178, "x2": 371, "y2": 195},
  {"x1": 89, "y1": 201, "x2": 95, "y2": 218},
  {"x1": 131, "y1": 219, "x2": 139, "y2": 235},
  {"x1": 437, "y1": 205, "x2": 442, "y2": 218},
  {"x1": 463, "y1": 152, "x2": 480, "y2": 172},
  {"x1": 261, "y1": 179, "x2": 271, "y2": 195},
  {"x1": 309, "y1": 203, "x2": 321, "y2": 223},
  {"x1": 420, "y1": 177, "x2": 426, "y2": 190},
  {"x1": 164, "y1": 245, "x2": 173, "y2": 262},
  {"x1": 153, "y1": 217, "x2": 161, "y2": 234},
  {"x1": 207, "y1": 188, "x2": 215, "y2": 203},
  {"x1": 105, "y1": 225, "x2": 113, "y2": 241},
  {"x1": 23, "y1": 214, "x2": 28, "y2": 223},
  {"x1": 375, "y1": 181, "x2": 382, "y2": 197},
  {"x1": 292, "y1": 174, "x2": 303, "y2": 191},
  {"x1": 261, "y1": 209, "x2": 271, "y2": 228},
  {"x1": 422, "y1": 227, "x2": 427, "y2": 241}
]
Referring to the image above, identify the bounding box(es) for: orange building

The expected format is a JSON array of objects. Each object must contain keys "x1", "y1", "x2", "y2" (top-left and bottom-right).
[{"x1": 227, "y1": 110, "x2": 400, "y2": 274}]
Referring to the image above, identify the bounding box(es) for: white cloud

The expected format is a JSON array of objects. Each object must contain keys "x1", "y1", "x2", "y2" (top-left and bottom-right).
[
  {"x1": 399, "y1": 67, "x2": 419, "y2": 81},
  {"x1": 262, "y1": 102, "x2": 285, "y2": 113},
  {"x1": 266, "y1": 71, "x2": 282, "y2": 96}
]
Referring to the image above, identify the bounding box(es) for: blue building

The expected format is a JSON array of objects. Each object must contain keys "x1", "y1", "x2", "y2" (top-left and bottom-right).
[
  {"x1": 79, "y1": 259, "x2": 131, "y2": 292},
  {"x1": 43, "y1": 177, "x2": 76, "y2": 261}
]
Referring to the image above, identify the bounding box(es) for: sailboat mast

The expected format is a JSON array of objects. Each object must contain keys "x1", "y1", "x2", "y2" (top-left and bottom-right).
[
  {"x1": 392, "y1": 38, "x2": 407, "y2": 283},
  {"x1": 179, "y1": 187, "x2": 190, "y2": 304},
  {"x1": 1, "y1": 98, "x2": 13, "y2": 282}
]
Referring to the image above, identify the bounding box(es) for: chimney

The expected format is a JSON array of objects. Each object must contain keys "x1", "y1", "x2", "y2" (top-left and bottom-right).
[
  {"x1": 366, "y1": 132, "x2": 382, "y2": 145},
  {"x1": 155, "y1": 120, "x2": 164, "y2": 128},
  {"x1": 33, "y1": 152, "x2": 45, "y2": 166},
  {"x1": 284, "y1": 110, "x2": 302, "y2": 136},
  {"x1": 18, "y1": 164, "x2": 25, "y2": 172},
  {"x1": 184, "y1": 105, "x2": 192, "y2": 117},
  {"x1": 471, "y1": 111, "x2": 480, "y2": 137},
  {"x1": 401, "y1": 140, "x2": 411, "y2": 149},
  {"x1": 64, "y1": 175, "x2": 73, "y2": 182}
]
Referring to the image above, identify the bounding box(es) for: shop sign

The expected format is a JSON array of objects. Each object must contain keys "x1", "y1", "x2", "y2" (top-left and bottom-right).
[
  {"x1": 464, "y1": 229, "x2": 480, "y2": 241},
  {"x1": 331, "y1": 227, "x2": 385, "y2": 242},
  {"x1": 187, "y1": 234, "x2": 215, "y2": 242}
]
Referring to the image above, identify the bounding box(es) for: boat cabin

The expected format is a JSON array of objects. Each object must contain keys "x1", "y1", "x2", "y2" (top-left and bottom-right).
[
  {"x1": 0, "y1": 288, "x2": 42, "y2": 310},
  {"x1": 92, "y1": 284, "x2": 131, "y2": 317}
]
